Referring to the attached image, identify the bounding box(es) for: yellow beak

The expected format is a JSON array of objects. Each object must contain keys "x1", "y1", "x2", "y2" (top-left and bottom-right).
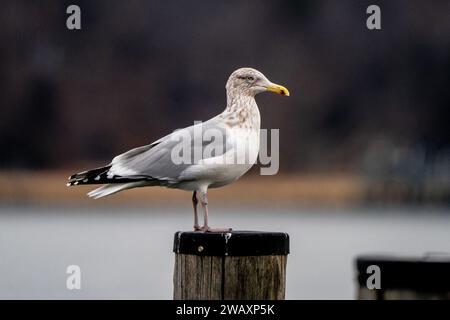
[{"x1": 265, "y1": 83, "x2": 290, "y2": 96}]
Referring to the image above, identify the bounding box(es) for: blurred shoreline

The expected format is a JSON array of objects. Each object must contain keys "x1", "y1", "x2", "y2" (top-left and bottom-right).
[
  {"x1": 0, "y1": 170, "x2": 363, "y2": 207},
  {"x1": 0, "y1": 170, "x2": 448, "y2": 208}
]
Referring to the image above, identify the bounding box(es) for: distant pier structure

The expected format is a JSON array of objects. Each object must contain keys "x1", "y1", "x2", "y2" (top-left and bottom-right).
[
  {"x1": 356, "y1": 255, "x2": 450, "y2": 299},
  {"x1": 173, "y1": 231, "x2": 290, "y2": 300}
]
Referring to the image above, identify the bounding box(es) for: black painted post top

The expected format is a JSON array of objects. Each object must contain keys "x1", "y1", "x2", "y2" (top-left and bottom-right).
[
  {"x1": 173, "y1": 231, "x2": 290, "y2": 256},
  {"x1": 356, "y1": 255, "x2": 450, "y2": 292}
]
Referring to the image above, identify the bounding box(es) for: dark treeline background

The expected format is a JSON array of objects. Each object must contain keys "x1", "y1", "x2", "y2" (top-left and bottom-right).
[{"x1": 1, "y1": 0, "x2": 449, "y2": 179}]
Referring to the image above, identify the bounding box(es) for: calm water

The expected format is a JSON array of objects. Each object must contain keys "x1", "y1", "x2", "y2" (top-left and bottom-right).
[{"x1": 0, "y1": 205, "x2": 449, "y2": 299}]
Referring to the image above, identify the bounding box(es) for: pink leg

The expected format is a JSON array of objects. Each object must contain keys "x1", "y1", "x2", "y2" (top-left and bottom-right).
[
  {"x1": 199, "y1": 191, "x2": 232, "y2": 233},
  {"x1": 192, "y1": 191, "x2": 201, "y2": 231}
]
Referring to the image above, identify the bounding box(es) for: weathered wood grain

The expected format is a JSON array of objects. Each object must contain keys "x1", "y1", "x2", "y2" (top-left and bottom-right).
[
  {"x1": 223, "y1": 255, "x2": 287, "y2": 300},
  {"x1": 173, "y1": 254, "x2": 223, "y2": 300},
  {"x1": 173, "y1": 254, "x2": 287, "y2": 300}
]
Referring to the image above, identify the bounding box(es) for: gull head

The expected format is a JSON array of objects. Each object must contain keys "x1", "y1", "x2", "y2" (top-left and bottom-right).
[{"x1": 226, "y1": 67, "x2": 290, "y2": 97}]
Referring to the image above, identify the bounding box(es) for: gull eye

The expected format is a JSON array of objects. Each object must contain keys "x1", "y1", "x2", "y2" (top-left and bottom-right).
[{"x1": 246, "y1": 76, "x2": 254, "y2": 81}]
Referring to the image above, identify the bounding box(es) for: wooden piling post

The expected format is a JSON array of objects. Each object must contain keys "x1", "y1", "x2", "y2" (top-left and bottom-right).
[
  {"x1": 356, "y1": 255, "x2": 450, "y2": 300},
  {"x1": 173, "y1": 231, "x2": 289, "y2": 300}
]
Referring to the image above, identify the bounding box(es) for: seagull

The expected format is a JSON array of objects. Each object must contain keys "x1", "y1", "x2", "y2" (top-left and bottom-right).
[{"x1": 67, "y1": 67, "x2": 289, "y2": 232}]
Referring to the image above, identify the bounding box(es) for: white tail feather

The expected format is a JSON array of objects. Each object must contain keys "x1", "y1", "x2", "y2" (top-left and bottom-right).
[{"x1": 87, "y1": 183, "x2": 141, "y2": 199}]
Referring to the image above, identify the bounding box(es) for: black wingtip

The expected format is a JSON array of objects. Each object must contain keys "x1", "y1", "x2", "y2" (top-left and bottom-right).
[
  {"x1": 67, "y1": 165, "x2": 112, "y2": 186},
  {"x1": 66, "y1": 180, "x2": 80, "y2": 186}
]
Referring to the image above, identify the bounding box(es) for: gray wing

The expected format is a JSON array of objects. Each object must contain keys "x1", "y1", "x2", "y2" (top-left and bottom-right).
[{"x1": 108, "y1": 117, "x2": 232, "y2": 183}]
